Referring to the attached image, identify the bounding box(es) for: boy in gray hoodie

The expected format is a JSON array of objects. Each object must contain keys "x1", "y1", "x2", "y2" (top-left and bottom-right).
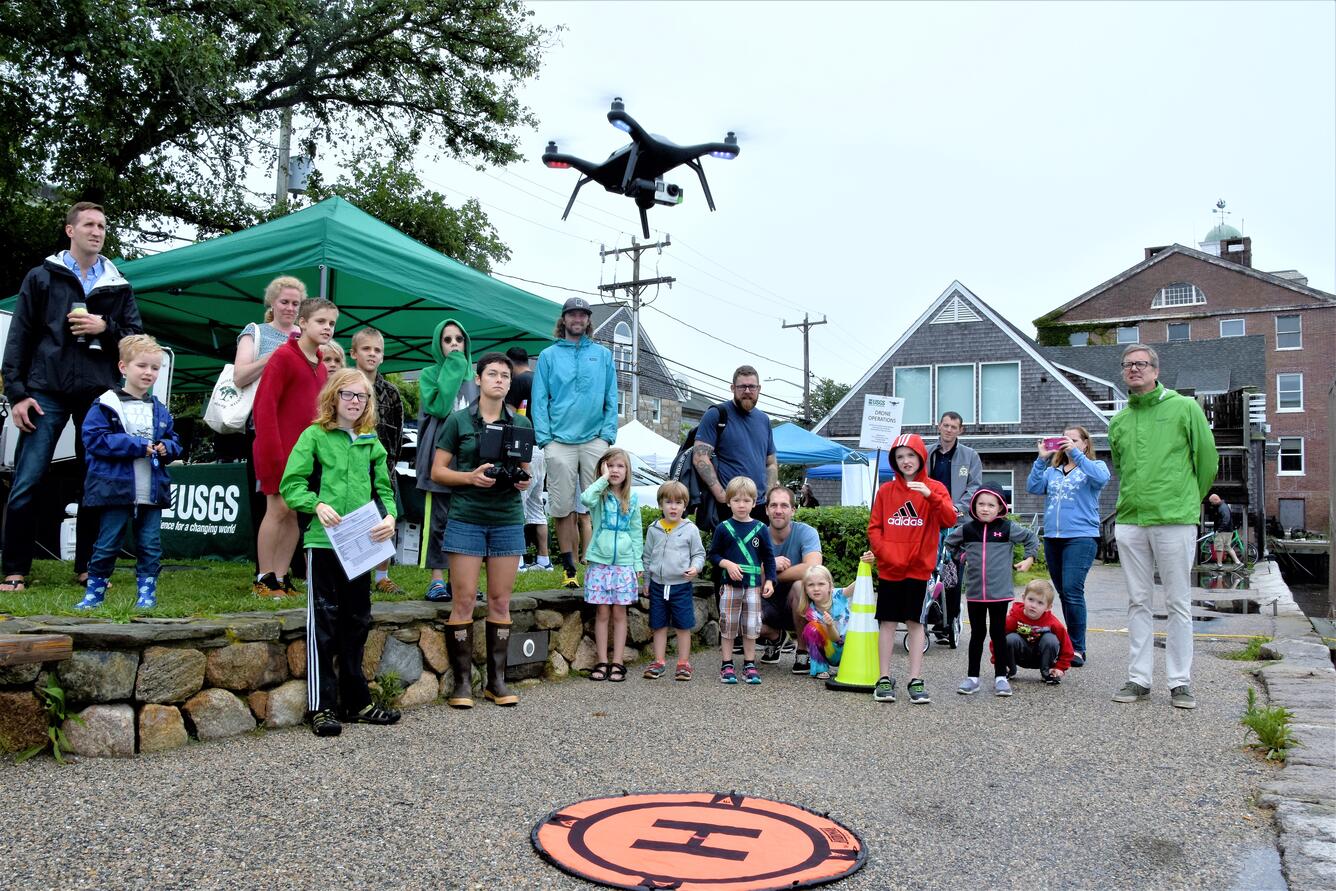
[{"x1": 641, "y1": 480, "x2": 707, "y2": 680}]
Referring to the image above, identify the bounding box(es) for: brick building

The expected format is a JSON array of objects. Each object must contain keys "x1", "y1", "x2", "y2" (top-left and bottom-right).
[
  {"x1": 587, "y1": 303, "x2": 685, "y2": 441},
  {"x1": 1035, "y1": 226, "x2": 1335, "y2": 533}
]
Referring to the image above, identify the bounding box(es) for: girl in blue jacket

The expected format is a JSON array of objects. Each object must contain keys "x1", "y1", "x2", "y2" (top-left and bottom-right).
[{"x1": 1025, "y1": 425, "x2": 1110, "y2": 666}]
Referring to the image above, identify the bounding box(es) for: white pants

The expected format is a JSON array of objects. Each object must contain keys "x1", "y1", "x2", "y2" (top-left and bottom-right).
[{"x1": 1116, "y1": 523, "x2": 1196, "y2": 688}]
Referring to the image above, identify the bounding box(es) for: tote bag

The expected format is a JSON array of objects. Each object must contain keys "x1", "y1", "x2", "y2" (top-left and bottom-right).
[{"x1": 203, "y1": 364, "x2": 256, "y2": 434}]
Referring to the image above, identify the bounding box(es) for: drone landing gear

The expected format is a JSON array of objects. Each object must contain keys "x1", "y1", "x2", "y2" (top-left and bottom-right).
[{"x1": 561, "y1": 175, "x2": 592, "y2": 222}]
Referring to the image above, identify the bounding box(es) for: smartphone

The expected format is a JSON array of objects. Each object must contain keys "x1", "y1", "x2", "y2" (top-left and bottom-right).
[{"x1": 1043, "y1": 437, "x2": 1067, "y2": 452}]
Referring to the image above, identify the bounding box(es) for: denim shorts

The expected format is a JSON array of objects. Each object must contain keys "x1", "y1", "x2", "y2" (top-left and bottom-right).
[
  {"x1": 648, "y1": 581, "x2": 696, "y2": 631},
  {"x1": 443, "y1": 519, "x2": 525, "y2": 558}
]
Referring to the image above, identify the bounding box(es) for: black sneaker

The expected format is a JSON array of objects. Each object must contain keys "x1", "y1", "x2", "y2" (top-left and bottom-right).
[
  {"x1": 344, "y1": 703, "x2": 401, "y2": 725},
  {"x1": 779, "y1": 633, "x2": 796, "y2": 654},
  {"x1": 791, "y1": 653, "x2": 811, "y2": 675},
  {"x1": 732, "y1": 641, "x2": 744, "y2": 655},
  {"x1": 873, "y1": 676, "x2": 896, "y2": 702},
  {"x1": 759, "y1": 636, "x2": 781, "y2": 664},
  {"x1": 310, "y1": 710, "x2": 342, "y2": 737}
]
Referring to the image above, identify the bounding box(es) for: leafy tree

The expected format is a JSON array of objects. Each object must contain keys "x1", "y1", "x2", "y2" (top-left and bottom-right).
[
  {"x1": 800, "y1": 377, "x2": 851, "y2": 428},
  {"x1": 0, "y1": 0, "x2": 551, "y2": 285}
]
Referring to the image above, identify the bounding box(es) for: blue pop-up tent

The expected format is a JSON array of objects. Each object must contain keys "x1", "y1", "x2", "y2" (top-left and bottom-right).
[
  {"x1": 772, "y1": 422, "x2": 855, "y2": 465},
  {"x1": 806, "y1": 449, "x2": 895, "y2": 482}
]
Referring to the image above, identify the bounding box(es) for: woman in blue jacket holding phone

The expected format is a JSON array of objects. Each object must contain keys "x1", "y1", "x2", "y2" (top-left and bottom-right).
[{"x1": 1026, "y1": 425, "x2": 1109, "y2": 667}]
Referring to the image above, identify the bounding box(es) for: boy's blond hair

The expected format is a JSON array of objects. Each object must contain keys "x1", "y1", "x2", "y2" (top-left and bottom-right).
[
  {"x1": 351, "y1": 327, "x2": 384, "y2": 349},
  {"x1": 657, "y1": 480, "x2": 690, "y2": 506},
  {"x1": 314, "y1": 368, "x2": 378, "y2": 434},
  {"x1": 724, "y1": 476, "x2": 757, "y2": 502},
  {"x1": 1024, "y1": 578, "x2": 1057, "y2": 608},
  {"x1": 118, "y1": 334, "x2": 162, "y2": 363}
]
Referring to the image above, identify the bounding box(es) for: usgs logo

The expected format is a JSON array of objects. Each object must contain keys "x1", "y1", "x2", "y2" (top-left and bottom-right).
[{"x1": 164, "y1": 484, "x2": 241, "y2": 522}]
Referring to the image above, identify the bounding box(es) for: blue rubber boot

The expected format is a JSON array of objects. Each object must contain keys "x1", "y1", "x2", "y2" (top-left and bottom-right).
[
  {"x1": 75, "y1": 575, "x2": 109, "y2": 610},
  {"x1": 135, "y1": 575, "x2": 158, "y2": 609}
]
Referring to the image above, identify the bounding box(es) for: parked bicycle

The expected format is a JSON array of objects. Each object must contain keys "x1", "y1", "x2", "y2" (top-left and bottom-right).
[{"x1": 1197, "y1": 528, "x2": 1258, "y2": 567}]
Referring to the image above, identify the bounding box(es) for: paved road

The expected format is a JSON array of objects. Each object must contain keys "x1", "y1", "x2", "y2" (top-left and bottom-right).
[{"x1": 3, "y1": 564, "x2": 1292, "y2": 890}]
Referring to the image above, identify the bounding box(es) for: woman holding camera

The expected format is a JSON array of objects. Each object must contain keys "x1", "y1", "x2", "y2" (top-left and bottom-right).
[
  {"x1": 1025, "y1": 425, "x2": 1109, "y2": 668},
  {"x1": 431, "y1": 352, "x2": 532, "y2": 709}
]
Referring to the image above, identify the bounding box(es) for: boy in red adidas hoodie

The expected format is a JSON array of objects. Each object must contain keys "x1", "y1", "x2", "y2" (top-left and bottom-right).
[{"x1": 868, "y1": 433, "x2": 957, "y2": 704}]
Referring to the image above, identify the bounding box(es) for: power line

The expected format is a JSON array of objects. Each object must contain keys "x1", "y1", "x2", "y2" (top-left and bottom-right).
[
  {"x1": 642, "y1": 303, "x2": 807, "y2": 375},
  {"x1": 492, "y1": 271, "x2": 602, "y2": 298}
]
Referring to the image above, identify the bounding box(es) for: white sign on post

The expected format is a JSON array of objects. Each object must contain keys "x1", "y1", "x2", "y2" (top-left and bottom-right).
[{"x1": 858, "y1": 395, "x2": 904, "y2": 450}]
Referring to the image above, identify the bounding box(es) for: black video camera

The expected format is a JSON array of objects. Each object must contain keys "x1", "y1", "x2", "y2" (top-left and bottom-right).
[{"x1": 479, "y1": 421, "x2": 533, "y2": 488}]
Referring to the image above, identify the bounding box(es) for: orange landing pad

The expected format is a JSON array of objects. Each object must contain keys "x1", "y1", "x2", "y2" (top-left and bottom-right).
[{"x1": 532, "y1": 791, "x2": 866, "y2": 890}]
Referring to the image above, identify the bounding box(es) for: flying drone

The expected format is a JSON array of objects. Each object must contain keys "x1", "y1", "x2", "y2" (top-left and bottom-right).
[{"x1": 542, "y1": 98, "x2": 739, "y2": 237}]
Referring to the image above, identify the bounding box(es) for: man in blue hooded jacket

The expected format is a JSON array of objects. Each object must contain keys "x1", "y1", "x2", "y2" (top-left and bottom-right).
[{"x1": 531, "y1": 297, "x2": 618, "y2": 588}]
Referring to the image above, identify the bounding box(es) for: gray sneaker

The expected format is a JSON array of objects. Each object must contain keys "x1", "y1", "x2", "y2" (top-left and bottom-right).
[
  {"x1": 994, "y1": 677, "x2": 1013, "y2": 697},
  {"x1": 873, "y1": 676, "x2": 896, "y2": 702},
  {"x1": 1170, "y1": 685, "x2": 1197, "y2": 709},
  {"x1": 907, "y1": 678, "x2": 930, "y2": 704},
  {"x1": 957, "y1": 678, "x2": 981, "y2": 695},
  {"x1": 1112, "y1": 681, "x2": 1151, "y2": 703}
]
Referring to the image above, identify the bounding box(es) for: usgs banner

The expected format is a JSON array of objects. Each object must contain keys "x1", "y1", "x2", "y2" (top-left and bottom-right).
[{"x1": 160, "y1": 463, "x2": 255, "y2": 560}]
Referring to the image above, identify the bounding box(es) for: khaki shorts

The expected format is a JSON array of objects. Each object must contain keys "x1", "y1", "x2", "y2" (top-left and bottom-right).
[
  {"x1": 544, "y1": 439, "x2": 609, "y2": 517},
  {"x1": 1213, "y1": 532, "x2": 1233, "y2": 550},
  {"x1": 522, "y1": 448, "x2": 547, "y2": 526}
]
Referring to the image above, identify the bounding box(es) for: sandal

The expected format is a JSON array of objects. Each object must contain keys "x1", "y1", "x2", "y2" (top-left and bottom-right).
[
  {"x1": 0, "y1": 577, "x2": 27, "y2": 592},
  {"x1": 608, "y1": 663, "x2": 627, "y2": 682},
  {"x1": 589, "y1": 662, "x2": 609, "y2": 681},
  {"x1": 815, "y1": 670, "x2": 831, "y2": 680}
]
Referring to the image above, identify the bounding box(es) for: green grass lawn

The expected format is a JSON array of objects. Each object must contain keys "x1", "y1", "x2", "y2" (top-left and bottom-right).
[{"x1": 0, "y1": 559, "x2": 575, "y2": 622}]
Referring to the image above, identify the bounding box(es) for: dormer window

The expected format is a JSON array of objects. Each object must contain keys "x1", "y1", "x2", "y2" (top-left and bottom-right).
[
  {"x1": 1152, "y1": 283, "x2": 1206, "y2": 308},
  {"x1": 613, "y1": 321, "x2": 633, "y2": 371}
]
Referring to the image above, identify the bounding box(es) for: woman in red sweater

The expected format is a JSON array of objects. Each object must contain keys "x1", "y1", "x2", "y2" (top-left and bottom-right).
[
  {"x1": 251, "y1": 297, "x2": 338, "y2": 596},
  {"x1": 868, "y1": 433, "x2": 957, "y2": 704}
]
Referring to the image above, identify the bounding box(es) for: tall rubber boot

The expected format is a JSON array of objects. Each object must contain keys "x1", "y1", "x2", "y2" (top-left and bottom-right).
[
  {"x1": 484, "y1": 620, "x2": 518, "y2": 706},
  {"x1": 444, "y1": 621, "x2": 475, "y2": 709}
]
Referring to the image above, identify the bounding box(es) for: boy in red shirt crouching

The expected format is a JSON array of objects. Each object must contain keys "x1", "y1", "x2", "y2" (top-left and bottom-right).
[{"x1": 1000, "y1": 579, "x2": 1075, "y2": 685}]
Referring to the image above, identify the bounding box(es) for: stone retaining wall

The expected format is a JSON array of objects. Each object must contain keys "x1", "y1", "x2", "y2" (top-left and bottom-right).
[{"x1": 0, "y1": 588, "x2": 721, "y2": 759}]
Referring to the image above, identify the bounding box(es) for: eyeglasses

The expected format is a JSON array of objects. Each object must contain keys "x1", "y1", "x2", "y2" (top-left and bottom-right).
[
  {"x1": 733, "y1": 384, "x2": 760, "y2": 392},
  {"x1": 1120, "y1": 361, "x2": 1155, "y2": 371},
  {"x1": 337, "y1": 390, "x2": 370, "y2": 403}
]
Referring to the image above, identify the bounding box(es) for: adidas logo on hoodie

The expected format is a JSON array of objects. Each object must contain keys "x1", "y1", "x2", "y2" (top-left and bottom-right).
[{"x1": 886, "y1": 500, "x2": 925, "y2": 527}]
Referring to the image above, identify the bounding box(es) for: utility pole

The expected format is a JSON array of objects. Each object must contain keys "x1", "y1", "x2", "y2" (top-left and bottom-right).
[
  {"x1": 782, "y1": 313, "x2": 827, "y2": 424},
  {"x1": 598, "y1": 236, "x2": 674, "y2": 424},
  {"x1": 275, "y1": 108, "x2": 293, "y2": 202}
]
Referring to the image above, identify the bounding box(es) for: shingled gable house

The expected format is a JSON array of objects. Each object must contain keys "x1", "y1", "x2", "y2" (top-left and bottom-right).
[
  {"x1": 810, "y1": 282, "x2": 1117, "y2": 521},
  {"x1": 1034, "y1": 224, "x2": 1335, "y2": 534},
  {"x1": 587, "y1": 302, "x2": 686, "y2": 441}
]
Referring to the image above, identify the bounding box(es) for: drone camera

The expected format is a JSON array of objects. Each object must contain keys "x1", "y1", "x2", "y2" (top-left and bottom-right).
[{"x1": 653, "y1": 179, "x2": 684, "y2": 206}]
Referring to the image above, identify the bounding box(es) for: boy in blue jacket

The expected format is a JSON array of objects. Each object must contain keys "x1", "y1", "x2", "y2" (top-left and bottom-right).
[{"x1": 76, "y1": 335, "x2": 182, "y2": 610}]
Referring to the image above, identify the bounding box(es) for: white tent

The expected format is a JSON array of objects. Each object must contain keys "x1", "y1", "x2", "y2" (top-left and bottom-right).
[{"x1": 614, "y1": 420, "x2": 680, "y2": 474}]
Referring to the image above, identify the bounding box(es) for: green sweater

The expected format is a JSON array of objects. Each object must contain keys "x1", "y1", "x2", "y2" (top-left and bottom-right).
[
  {"x1": 1108, "y1": 383, "x2": 1218, "y2": 527},
  {"x1": 280, "y1": 424, "x2": 396, "y2": 550}
]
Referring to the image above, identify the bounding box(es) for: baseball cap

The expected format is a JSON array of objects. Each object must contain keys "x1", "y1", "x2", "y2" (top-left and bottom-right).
[{"x1": 561, "y1": 297, "x2": 592, "y2": 315}]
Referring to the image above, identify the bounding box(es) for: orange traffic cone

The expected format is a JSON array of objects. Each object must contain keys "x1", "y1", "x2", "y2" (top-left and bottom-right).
[{"x1": 826, "y1": 560, "x2": 880, "y2": 692}]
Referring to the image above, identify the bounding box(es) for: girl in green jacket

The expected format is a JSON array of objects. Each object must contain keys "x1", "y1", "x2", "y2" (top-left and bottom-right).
[
  {"x1": 281, "y1": 368, "x2": 399, "y2": 737},
  {"x1": 580, "y1": 447, "x2": 643, "y2": 681}
]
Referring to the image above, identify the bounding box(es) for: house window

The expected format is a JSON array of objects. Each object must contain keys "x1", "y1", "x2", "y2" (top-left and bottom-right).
[
  {"x1": 1116, "y1": 326, "x2": 1139, "y2": 344},
  {"x1": 1220, "y1": 318, "x2": 1245, "y2": 337},
  {"x1": 1068, "y1": 331, "x2": 1089, "y2": 346},
  {"x1": 1278, "y1": 438, "x2": 1304, "y2": 475},
  {"x1": 651, "y1": 397, "x2": 661, "y2": 424},
  {"x1": 613, "y1": 321, "x2": 633, "y2": 370},
  {"x1": 1166, "y1": 322, "x2": 1190, "y2": 342},
  {"x1": 935, "y1": 365, "x2": 975, "y2": 424},
  {"x1": 1276, "y1": 373, "x2": 1303, "y2": 412},
  {"x1": 1278, "y1": 498, "x2": 1306, "y2": 530},
  {"x1": 894, "y1": 366, "x2": 931, "y2": 425},
  {"x1": 1151, "y1": 283, "x2": 1206, "y2": 308},
  {"x1": 979, "y1": 362, "x2": 1021, "y2": 424},
  {"x1": 1275, "y1": 315, "x2": 1301, "y2": 350},
  {"x1": 618, "y1": 389, "x2": 629, "y2": 419},
  {"x1": 980, "y1": 470, "x2": 1014, "y2": 509}
]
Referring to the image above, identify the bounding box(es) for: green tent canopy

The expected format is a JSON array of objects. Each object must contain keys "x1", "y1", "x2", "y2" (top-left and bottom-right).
[{"x1": 2, "y1": 197, "x2": 561, "y2": 391}]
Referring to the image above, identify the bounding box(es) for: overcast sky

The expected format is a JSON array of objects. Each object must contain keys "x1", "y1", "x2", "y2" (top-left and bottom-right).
[{"x1": 415, "y1": 1, "x2": 1332, "y2": 417}]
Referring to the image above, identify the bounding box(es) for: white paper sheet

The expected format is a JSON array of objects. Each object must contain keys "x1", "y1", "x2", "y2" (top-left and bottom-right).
[{"x1": 326, "y1": 501, "x2": 395, "y2": 580}]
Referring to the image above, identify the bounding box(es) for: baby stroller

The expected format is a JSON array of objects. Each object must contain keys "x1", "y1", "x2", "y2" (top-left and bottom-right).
[{"x1": 899, "y1": 536, "x2": 958, "y2": 653}]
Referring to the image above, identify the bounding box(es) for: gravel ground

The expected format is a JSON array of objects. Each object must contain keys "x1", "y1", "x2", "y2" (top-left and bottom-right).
[{"x1": 1, "y1": 565, "x2": 1287, "y2": 890}]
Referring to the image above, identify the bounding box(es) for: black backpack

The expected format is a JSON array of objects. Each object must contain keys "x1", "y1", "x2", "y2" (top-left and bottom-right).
[{"x1": 668, "y1": 402, "x2": 731, "y2": 513}]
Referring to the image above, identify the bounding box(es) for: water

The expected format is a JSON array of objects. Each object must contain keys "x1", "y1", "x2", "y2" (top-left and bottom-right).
[{"x1": 1289, "y1": 581, "x2": 1332, "y2": 620}]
